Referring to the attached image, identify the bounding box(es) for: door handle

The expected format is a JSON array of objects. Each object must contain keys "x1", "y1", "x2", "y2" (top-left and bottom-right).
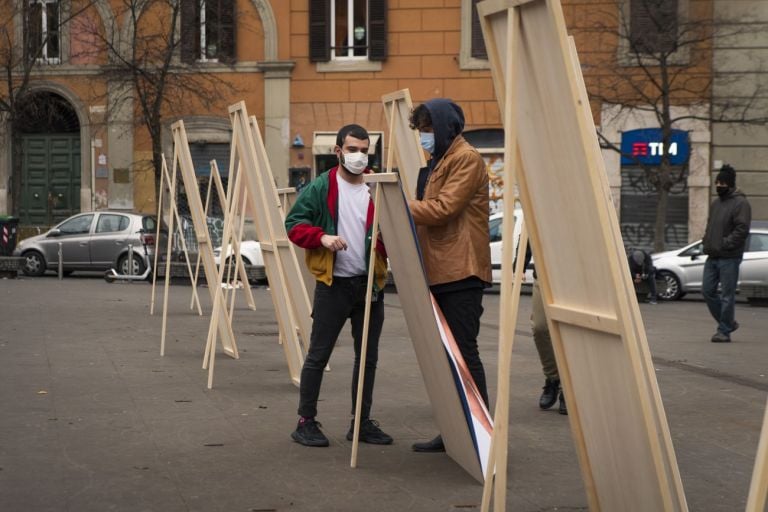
[{"x1": 80, "y1": 243, "x2": 88, "y2": 246}]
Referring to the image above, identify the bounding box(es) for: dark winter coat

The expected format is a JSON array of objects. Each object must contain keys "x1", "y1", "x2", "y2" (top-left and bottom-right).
[{"x1": 702, "y1": 188, "x2": 752, "y2": 259}]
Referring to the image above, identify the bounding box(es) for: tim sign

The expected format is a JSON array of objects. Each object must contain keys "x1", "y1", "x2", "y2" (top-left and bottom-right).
[{"x1": 620, "y1": 128, "x2": 689, "y2": 166}]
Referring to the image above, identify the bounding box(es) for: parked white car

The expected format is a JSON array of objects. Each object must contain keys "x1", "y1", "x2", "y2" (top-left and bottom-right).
[
  {"x1": 213, "y1": 240, "x2": 267, "y2": 281},
  {"x1": 651, "y1": 226, "x2": 768, "y2": 300},
  {"x1": 489, "y1": 210, "x2": 535, "y2": 286}
]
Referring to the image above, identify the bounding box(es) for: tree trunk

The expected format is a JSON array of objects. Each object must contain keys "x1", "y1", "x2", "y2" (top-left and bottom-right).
[
  {"x1": 152, "y1": 127, "x2": 163, "y2": 207},
  {"x1": 654, "y1": 186, "x2": 669, "y2": 253}
]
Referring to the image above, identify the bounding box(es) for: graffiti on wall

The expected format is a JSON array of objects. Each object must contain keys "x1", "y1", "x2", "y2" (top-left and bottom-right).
[{"x1": 619, "y1": 167, "x2": 689, "y2": 252}]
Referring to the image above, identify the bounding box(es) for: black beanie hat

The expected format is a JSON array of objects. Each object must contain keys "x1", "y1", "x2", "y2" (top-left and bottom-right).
[{"x1": 716, "y1": 164, "x2": 736, "y2": 188}]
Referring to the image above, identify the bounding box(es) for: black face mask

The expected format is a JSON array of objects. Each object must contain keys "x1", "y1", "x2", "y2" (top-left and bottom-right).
[{"x1": 716, "y1": 185, "x2": 730, "y2": 197}]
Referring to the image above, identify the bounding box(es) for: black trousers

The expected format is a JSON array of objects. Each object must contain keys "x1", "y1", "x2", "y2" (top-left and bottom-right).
[
  {"x1": 297, "y1": 276, "x2": 385, "y2": 419},
  {"x1": 433, "y1": 287, "x2": 489, "y2": 407}
]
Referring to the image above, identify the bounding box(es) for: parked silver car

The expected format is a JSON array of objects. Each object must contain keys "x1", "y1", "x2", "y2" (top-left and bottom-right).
[
  {"x1": 13, "y1": 211, "x2": 165, "y2": 277},
  {"x1": 651, "y1": 227, "x2": 768, "y2": 300}
]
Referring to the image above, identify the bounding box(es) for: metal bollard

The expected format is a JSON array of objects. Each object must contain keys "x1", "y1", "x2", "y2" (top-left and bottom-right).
[
  {"x1": 127, "y1": 244, "x2": 134, "y2": 283},
  {"x1": 58, "y1": 242, "x2": 63, "y2": 280}
]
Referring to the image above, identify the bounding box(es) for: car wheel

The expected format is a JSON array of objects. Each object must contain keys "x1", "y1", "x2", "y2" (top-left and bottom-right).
[
  {"x1": 22, "y1": 250, "x2": 46, "y2": 277},
  {"x1": 118, "y1": 253, "x2": 146, "y2": 276},
  {"x1": 656, "y1": 271, "x2": 682, "y2": 301}
]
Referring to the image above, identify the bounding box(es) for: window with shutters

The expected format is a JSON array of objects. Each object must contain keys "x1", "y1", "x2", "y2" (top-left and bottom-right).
[
  {"x1": 310, "y1": 0, "x2": 386, "y2": 72},
  {"x1": 618, "y1": 0, "x2": 688, "y2": 66},
  {"x1": 629, "y1": 0, "x2": 678, "y2": 54},
  {"x1": 25, "y1": 0, "x2": 61, "y2": 64},
  {"x1": 181, "y1": 0, "x2": 235, "y2": 64},
  {"x1": 459, "y1": 0, "x2": 489, "y2": 70}
]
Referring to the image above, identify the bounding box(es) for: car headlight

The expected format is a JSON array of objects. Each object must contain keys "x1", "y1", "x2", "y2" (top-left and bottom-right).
[
  {"x1": 213, "y1": 249, "x2": 221, "y2": 256},
  {"x1": 16, "y1": 239, "x2": 25, "y2": 250}
]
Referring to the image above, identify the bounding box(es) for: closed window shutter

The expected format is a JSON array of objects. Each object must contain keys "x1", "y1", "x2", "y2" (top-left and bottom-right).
[
  {"x1": 309, "y1": 0, "x2": 330, "y2": 62},
  {"x1": 630, "y1": 0, "x2": 678, "y2": 54},
  {"x1": 368, "y1": 0, "x2": 387, "y2": 61},
  {"x1": 25, "y1": 3, "x2": 42, "y2": 61},
  {"x1": 471, "y1": 0, "x2": 487, "y2": 59},
  {"x1": 219, "y1": 0, "x2": 235, "y2": 63},
  {"x1": 181, "y1": 0, "x2": 200, "y2": 63}
]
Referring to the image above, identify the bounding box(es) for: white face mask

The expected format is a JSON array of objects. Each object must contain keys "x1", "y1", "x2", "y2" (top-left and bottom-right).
[
  {"x1": 340, "y1": 151, "x2": 368, "y2": 175},
  {"x1": 420, "y1": 132, "x2": 435, "y2": 154}
]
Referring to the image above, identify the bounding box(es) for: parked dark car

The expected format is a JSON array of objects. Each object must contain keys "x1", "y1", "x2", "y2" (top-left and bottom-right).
[{"x1": 13, "y1": 211, "x2": 167, "y2": 277}]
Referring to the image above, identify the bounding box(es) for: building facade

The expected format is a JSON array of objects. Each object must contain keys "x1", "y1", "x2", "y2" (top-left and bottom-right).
[{"x1": 1, "y1": 0, "x2": 765, "y2": 250}]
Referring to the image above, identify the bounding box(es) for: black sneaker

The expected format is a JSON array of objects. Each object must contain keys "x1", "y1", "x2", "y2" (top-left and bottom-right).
[
  {"x1": 291, "y1": 418, "x2": 330, "y2": 447},
  {"x1": 412, "y1": 434, "x2": 445, "y2": 452},
  {"x1": 558, "y1": 391, "x2": 568, "y2": 415},
  {"x1": 539, "y1": 378, "x2": 560, "y2": 410},
  {"x1": 711, "y1": 332, "x2": 731, "y2": 343},
  {"x1": 346, "y1": 418, "x2": 393, "y2": 445}
]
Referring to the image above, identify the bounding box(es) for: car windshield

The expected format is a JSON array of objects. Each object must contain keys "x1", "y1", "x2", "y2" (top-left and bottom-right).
[{"x1": 680, "y1": 242, "x2": 703, "y2": 257}]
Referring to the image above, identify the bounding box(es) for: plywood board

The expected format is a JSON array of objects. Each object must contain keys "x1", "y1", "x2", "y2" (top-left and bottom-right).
[
  {"x1": 171, "y1": 121, "x2": 238, "y2": 360},
  {"x1": 746, "y1": 398, "x2": 768, "y2": 512},
  {"x1": 478, "y1": 1, "x2": 687, "y2": 510},
  {"x1": 364, "y1": 172, "x2": 492, "y2": 483},
  {"x1": 381, "y1": 89, "x2": 427, "y2": 199},
  {"x1": 228, "y1": 102, "x2": 310, "y2": 386}
]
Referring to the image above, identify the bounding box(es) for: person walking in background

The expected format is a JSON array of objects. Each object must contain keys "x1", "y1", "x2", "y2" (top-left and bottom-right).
[
  {"x1": 407, "y1": 98, "x2": 493, "y2": 453},
  {"x1": 285, "y1": 123, "x2": 392, "y2": 447},
  {"x1": 702, "y1": 164, "x2": 751, "y2": 343},
  {"x1": 628, "y1": 248, "x2": 658, "y2": 305}
]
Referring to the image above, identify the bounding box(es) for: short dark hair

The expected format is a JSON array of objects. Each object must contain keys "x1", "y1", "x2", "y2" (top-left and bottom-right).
[
  {"x1": 336, "y1": 124, "x2": 369, "y2": 147},
  {"x1": 409, "y1": 104, "x2": 432, "y2": 130}
]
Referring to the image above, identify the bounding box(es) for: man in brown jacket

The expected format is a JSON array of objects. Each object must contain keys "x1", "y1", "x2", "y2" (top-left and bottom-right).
[{"x1": 408, "y1": 98, "x2": 492, "y2": 453}]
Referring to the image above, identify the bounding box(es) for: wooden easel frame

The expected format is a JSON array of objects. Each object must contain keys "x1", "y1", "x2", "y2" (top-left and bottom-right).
[
  {"x1": 150, "y1": 156, "x2": 202, "y2": 318},
  {"x1": 191, "y1": 160, "x2": 256, "y2": 313},
  {"x1": 477, "y1": 1, "x2": 687, "y2": 510},
  {"x1": 170, "y1": 121, "x2": 239, "y2": 362},
  {"x1": 381, "y1": 89, "x2": 426, "y2": 199},
  {"x1": 226, "y1": 102, "x2": 310, "y2": 386}
]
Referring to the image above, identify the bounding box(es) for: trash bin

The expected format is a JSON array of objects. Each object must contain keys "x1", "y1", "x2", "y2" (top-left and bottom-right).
[{"x1": 0, "y1": 216, "x2": 20, "y2": 256}]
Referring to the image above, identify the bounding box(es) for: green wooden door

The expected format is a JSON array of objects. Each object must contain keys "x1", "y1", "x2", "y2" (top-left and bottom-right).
[{"x1": 21, "y1": 134, "x2": 81, "y2": 225}]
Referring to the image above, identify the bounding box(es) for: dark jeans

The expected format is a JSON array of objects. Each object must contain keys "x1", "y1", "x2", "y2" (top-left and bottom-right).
[
  {"x1": 433, "y1": 287, "x2": 489, "y2": 407},
  {"x1": 297, "y1": 276, "x2": 384, "y2": 419},
  {"x1": 702, "y1": 257, "x2": 742, "y2": 335},
  {"x1": 645, "y1": 269, "x2": 658, "y2": 300}
]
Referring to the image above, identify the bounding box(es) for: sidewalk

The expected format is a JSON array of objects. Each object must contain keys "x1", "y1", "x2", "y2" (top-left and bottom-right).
[{"x1": 0, "y1": 276, "x2": 765, "y2": 511}]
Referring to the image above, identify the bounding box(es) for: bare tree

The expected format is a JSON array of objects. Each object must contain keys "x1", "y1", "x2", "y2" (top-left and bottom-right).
[
  {"x1": 0, "y1": 0, "x2": 96, "y2": 214},
  {"x1": 573, "y1": 0, "x2": 768, "y2": 252},
  {"x1": 76, "y1": 0, "x2": 237, "y2": 199}
]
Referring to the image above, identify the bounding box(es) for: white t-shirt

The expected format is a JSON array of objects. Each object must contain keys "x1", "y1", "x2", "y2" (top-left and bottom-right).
[{"x1": 334, "y1": 173, "x2": 371, "y2": 277}]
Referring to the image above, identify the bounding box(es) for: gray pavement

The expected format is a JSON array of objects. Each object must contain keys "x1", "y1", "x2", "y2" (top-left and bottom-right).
[{"x1": 0, "y1": 275, "x2": 766, "y2": 512}]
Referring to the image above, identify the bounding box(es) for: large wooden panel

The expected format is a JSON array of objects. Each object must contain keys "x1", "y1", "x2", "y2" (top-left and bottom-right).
[
  {"x1": 364, "y1": 173, "x2": 492, "y2": 483},
  {"x1": 381, "y1": 89, "x2": 426, "y2": 199},
  {"x1": 478, "y1": 1, "x2": 687, "y2": 510}
]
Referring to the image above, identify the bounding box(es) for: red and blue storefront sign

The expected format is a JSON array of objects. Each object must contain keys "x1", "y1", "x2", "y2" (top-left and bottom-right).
[{"x1": 620, "y1": 128, "x2": 690, "y2": 166}]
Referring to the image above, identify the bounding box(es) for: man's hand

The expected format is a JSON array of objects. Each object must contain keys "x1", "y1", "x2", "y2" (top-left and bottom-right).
[{"x1": 321, "y1": 234, "x2": 348, "y2": 252}]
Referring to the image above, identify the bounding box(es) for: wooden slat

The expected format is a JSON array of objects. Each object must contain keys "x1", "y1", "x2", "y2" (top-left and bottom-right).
[
  {"x1": 546, "y1": 304, "x2": 621, "y2": 335},
  {"x1": 746, "y1": 398, "x2": 768, "y2": 512}
]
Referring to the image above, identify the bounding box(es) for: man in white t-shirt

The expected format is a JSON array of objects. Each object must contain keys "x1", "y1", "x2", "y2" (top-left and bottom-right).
[{"x1": 285, "y1": 124, "x2": 391, "y2": 447}]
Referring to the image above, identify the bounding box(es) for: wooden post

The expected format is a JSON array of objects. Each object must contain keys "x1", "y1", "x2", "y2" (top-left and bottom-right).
[
  {"x1": 746, "y1": 397, "x2": 768, "y2": 512},
  {"x1": 350, "y1": 107, "x2": 397, "y2": 468}
]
